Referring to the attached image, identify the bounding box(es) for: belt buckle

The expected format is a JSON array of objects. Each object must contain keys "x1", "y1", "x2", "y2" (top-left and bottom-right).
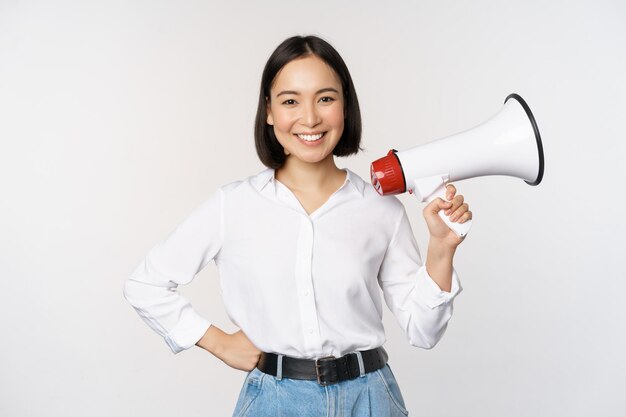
[{"x1": 315, "y1": 355, "x2": 336, "y2": 386}]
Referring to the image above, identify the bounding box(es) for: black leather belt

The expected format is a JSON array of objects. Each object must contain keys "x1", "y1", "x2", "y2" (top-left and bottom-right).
[{"x1": 256, "y1": 347, "x2": 388, "y2": 386}]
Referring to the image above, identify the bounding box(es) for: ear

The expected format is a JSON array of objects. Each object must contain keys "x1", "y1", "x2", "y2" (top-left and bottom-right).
[{"x1": 266, "y1": 97, "x2": 274, "y2": 125}]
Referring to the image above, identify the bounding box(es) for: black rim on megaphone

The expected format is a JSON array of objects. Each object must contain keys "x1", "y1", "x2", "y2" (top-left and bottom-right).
[{"x1": 505, "y1": 93, "x2": 545, "y2": 186}]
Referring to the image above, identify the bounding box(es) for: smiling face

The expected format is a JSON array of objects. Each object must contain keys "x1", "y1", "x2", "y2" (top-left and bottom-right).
[{"x1": 266, "y1": 54, "x2": 345, "y2": 166}]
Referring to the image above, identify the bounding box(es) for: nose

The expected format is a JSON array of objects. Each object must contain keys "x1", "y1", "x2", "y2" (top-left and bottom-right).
[{"x1": 300, "y1": 102, "x2": 322, "y2": 127}]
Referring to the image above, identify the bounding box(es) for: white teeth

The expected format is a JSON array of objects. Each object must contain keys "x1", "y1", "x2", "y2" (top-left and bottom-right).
[{"x1": 296, "y1": 133, "x2": 324, "y2": 141}]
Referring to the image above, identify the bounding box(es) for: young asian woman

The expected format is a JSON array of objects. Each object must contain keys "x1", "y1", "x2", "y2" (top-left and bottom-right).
[{"x1": 124, "y1": 35, "x2": 472, "y2": 417}]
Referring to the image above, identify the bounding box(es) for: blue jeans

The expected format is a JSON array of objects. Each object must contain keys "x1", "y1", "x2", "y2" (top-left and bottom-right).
[{"x1": 231, "y1": 362, "x2": 409, "y2": 417}]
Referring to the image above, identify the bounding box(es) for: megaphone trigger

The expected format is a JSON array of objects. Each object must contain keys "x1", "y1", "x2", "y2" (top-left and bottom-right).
[{"x1": 411, "y1": 174, "x2": 451, "y2": 202}]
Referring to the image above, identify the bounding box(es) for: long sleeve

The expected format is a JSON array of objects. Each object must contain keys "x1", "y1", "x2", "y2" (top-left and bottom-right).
[
  {"x1": 377, "y1": 204, "x2": 462, "y2": 349},
  {"x1": 123, "y1": 188, "x2": 224, "y2": 354}
]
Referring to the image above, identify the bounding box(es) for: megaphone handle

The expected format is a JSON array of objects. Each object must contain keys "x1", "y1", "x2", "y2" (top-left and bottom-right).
[{"x1": 428, "y1": 187, "x2": 473, "y2": 238}]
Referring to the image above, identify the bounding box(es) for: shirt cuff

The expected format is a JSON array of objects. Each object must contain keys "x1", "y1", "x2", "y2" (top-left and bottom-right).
[
  {"x1": 415, "y1": 265, "x2": 463, "y2": 309},
  {"x1": 165, "y1": 307, "x2": 211, "y2": 354}
]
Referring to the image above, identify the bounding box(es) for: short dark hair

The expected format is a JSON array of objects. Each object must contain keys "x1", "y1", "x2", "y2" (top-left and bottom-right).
[{"x1": 254, "y1": 35, "x2": 362, "y2": 169}]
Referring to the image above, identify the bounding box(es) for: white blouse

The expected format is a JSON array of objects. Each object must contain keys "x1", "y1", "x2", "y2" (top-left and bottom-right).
[{"x1": 123, "y1": 168, "x2": 462, "y2": 358}]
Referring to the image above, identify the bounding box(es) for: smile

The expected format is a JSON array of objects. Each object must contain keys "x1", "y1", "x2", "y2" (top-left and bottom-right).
[{"x1": 295, "y1": 132, "x2": 326, "y2": 142}]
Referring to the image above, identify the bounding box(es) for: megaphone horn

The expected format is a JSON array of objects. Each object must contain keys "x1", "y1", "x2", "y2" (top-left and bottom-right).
[{"x1": 370, "y1": 93, "x2": 545, "y2": 238}]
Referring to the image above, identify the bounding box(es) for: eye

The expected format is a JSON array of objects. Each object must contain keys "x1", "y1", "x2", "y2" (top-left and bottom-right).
[
  {"x1": 319, "y1": 96, "x2": 335, "y2": 103},
  {"x1": 282, "y1": 99, "x2": 297, "y2": 105}
]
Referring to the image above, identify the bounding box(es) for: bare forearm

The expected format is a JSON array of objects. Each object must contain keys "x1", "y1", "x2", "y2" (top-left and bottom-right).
[
  {"x1": 425, "y1": 238, "x2": 457, "y2": 292},
  {"x1": 195, "y1": 324, "x2": 262, "y2": 371},
  {"x1": 196, "y1": 324, "x2": 226, "y2": 355}
]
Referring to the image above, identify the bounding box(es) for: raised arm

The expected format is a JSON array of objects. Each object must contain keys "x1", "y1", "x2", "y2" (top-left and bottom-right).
[{"x1": 377, "y1": 184, "x2": 471, "y2": 349}]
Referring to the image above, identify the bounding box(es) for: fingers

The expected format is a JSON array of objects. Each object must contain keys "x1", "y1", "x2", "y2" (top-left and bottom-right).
[
  {"x1": 444, "y1": 194, "x2": 464, "y2": 216},
  {"x1": 458, "y1": 210, "x2": 473, "y2": 224},
  {"x1": 449, "y1": 204, "x2": 472, "y2": 223},
  {"x1": 424, "y1": 197, "x2": 452, "y2": 215},
  {"x1": 442, "y1": 187, "x2": 473, "y2": 223},
  {"x1": 445, "y1": 183, "x2": 456, "y2": 200},
  {"x1": 433, "y1": 184, "x2": 473, "y2": 224}
]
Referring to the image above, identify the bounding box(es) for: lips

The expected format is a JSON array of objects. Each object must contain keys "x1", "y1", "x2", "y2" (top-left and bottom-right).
[{"x1": 295, "y1": 132, "x2": 325, "y2": 141}]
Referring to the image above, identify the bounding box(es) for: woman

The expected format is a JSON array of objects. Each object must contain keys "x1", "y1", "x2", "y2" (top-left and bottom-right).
[{"x1": 124, "y1": 35, "x2": 471, "y2": 417}]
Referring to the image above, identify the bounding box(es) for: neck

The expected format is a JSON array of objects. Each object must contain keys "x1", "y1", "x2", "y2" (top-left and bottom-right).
[{"x1": 275, "y1": 154, "x2": 344, "y2": 191}]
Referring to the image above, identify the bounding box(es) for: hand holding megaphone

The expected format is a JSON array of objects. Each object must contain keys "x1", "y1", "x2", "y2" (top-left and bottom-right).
[
  {"x1": 370, "y1": 93, "x2": 544, "y2": 238},
  {"x1": 422, "y1": 183, "x2": 473, "y2": 245}
]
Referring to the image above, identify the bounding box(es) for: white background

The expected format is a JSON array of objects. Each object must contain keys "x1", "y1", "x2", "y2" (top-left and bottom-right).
[{"x1": 1, "y1": 0, "x2": 625, "y2": 416}]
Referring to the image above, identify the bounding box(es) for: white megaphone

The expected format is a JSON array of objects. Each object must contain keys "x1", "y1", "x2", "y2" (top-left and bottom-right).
[{"x1": 370, "y1": 93, "x2": 544, "y2": 238}]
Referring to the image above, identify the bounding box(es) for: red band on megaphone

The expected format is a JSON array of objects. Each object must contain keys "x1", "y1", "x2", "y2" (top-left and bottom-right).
[{"x1": 370, "y1": 149, "x2": 406, "y2": 196}]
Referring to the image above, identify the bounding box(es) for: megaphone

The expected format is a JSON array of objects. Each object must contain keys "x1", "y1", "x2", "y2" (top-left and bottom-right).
[{"x1": 370, "y1": 93, "x2": 544, "y2": 238}]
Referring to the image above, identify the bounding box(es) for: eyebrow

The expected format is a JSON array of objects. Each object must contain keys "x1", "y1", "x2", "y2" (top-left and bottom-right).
[{"x1": 276, "y1": 87, "x2": 340, "y2": 97}]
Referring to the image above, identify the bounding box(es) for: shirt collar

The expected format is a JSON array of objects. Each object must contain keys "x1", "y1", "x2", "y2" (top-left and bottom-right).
[
  {"x1": 251, "y1": 167, "x2": 366, "y2": 197},
  {"x1": 251, "y1": 168, "x2": 275, "y2": 192},
  {"x1": 344, "y1": 168, "x2": 366, "y2": 196}
]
